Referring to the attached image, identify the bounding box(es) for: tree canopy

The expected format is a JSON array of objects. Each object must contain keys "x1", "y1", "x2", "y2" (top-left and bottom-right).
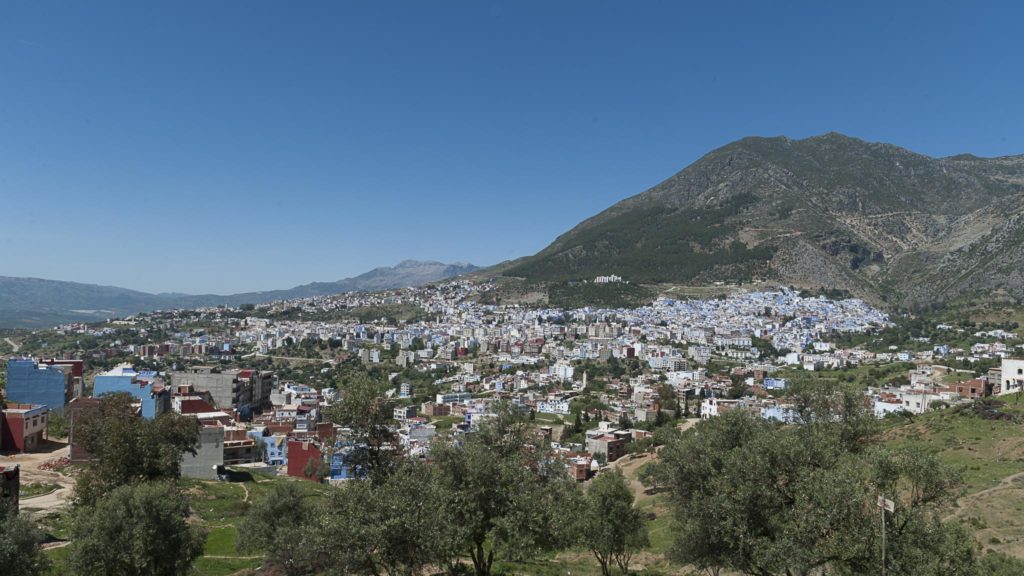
[
  {"x1": 431, "y1": 404, "x2": 579, "y2": 576},
  {"x1": 659, "y1": 404, "x2": 982, "y2": 576},
  {"x1": 72, "y1": 393, "x2": 200, "y2": 506},
  {"x1": 69, "y1": 481, "x2": 204, "y2": 576},
  {"x1": 325, "y1": 373, "x2": 401, "y2": 483},
  {"x1": 0, "y1": 502, "x2": 50, "y2": 576},
  {"x1": 577, "y1": 470, "x2": 648, "y2": 576}
]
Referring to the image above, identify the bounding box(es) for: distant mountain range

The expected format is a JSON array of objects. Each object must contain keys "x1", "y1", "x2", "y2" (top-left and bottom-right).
[
  {"x1": 504, "y1": 133, "x2": 1024, "y2": 308},
  {"x1": 9, "y1": 133, "x2": 1024, "y2": 328},
  {"x1": 0, "y1": 260, "x2": 478, "y2": 328}
]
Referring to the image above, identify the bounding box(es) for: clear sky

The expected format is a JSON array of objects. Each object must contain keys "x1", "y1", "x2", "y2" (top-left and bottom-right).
[{"x1": 2, "y1": 1, "x2": 1022, "y2": 294}]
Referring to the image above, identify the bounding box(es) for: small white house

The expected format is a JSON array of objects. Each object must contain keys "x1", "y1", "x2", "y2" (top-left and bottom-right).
[{"x1": 998, "y1": 358, "x2": 1024, "y2": 396}]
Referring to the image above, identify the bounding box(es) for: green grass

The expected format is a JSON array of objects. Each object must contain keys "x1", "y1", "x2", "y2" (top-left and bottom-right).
[
  {"x1": 186, "y1": 481, "x2": 251, "y2": 522},
  {"x1": 178, "y1": 475, "x2": 332, "y2": 575},
  {"x1": 638, "y1": 496, "x2": 674, "y2": 555},
  {"x1": 881, "y1": 401, "x2": 1024, "y2": 493},
  {"x1": 532, "y1": 412, "x2": 566, "y2": 425},
  {"x1": 775, "y1": 362, "x2": 916, "y2": 392},
  {"x1": 497, "y1": 556, "x2": 603, "y2": 576},
  {"x1": 203, "y1": 525, "x2": 240, "y2": 556},
  {"x1": 38, "y1": 510, "x2": 74, "y2": 541},
  {"x1": 192, "y1": 555, "x2": 262, "y2": 576},
  {"x1": 430, "y1": 415, "x2": 464, "y2": 430},
  {"x1": 43, "y1": 545, "x2": 71, "y2": 575},
  {"x1": 20, "y1": 482, "x2": 61, "y2": 498}
]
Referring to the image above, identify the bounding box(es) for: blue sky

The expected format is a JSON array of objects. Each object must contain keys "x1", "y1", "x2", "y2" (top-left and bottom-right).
[{"x1": 2, "y1": 1, "x2": 1022, "y2": 294}]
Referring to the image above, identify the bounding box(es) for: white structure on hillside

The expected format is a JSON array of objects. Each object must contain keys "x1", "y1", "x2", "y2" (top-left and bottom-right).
[{"x1": 998, "y1": 358, "x2": 1024, "y2": 396}]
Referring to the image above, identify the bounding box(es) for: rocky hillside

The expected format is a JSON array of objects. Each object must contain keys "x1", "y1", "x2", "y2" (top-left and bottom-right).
[{"x1": 505, "y1": 133, "x2": 1024, "y2": 307}]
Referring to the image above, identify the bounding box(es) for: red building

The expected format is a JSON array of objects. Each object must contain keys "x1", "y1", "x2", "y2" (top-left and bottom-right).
[
  {"x1": 40, "y1": 358, "x2": 84, "y2": 380},
  {"x1": 286, "y1": 439, "x2": 324, "y2": 482},
  {"x1": 421, "y1": 401, "x2": 451, "y2": 417},
  {"x1": 0, "y1": 403, "x2": 49, "y2": 453},
  {"x1": 944, "y1": 378, "x2": 987, "y2": 400}
]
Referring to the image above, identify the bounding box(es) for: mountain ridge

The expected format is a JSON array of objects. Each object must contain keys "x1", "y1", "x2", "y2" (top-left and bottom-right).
[
  {"x1": 504, "y1": 132, "x2": 1024, "y2": 307},
  {"x1": 0, "y1": 260, "x2": 478, "y2": 328}
]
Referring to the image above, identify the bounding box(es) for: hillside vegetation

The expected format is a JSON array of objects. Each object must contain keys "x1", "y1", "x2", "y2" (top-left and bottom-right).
[{"x1": 505, "y1": 133, "x2": 1024, "y2": 308}]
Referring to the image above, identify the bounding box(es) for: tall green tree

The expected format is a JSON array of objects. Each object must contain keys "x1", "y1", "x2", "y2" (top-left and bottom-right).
[
  {"x1": 862, "y1": 448, "x2": 978, "y2": 576},
  {"x1": 237, "y1": 482, "x2": 322, "y2": 576},
  {"x1": 432, "y1": 404, "x2": 578, "y2": 576},
  {"x1": 69, "y1": 481, "x2": 205, "y2": 576},
  {"x1": 660, "y1": 407, "x2": 983, "y2": 576},
  {"x1": 578, "y1": 471, "x2": 648, "y2": 576},
  {"x1": 310, "y1": 481, "x2": 381, "y2": 576},
  {"x1": 318, "y1": 461, "x2": 457, "y2": 576},
  {"x1": 0, "y1": 503, "x2": 50, "y2": 576},
  {"x1": 325, "y1": 374, "x2": 400, "y2": 483},
  {"x1": 72, "y1": 393, "x2": 199, "y2": 506},
  {"x1": 370, "y1": 461, "x2": 456, "y2": 576}
]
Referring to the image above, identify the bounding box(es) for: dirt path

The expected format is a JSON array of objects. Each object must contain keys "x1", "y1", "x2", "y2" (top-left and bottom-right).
[
  {"x1": 3, "y1": 442, "x2": 74, "y2": 514},
  {"x1": 677, "y1": 418, "x2": 698, "y2": 433},
  {"x1": 21, "y1": 484, "x2": 74, "y2": 513},
  {"x1": 609, "y1": 419, "x2": 699, "y2": 502},
  {"x1": 946, "y1": 471, "x2": 1024, "y2": 521},
  {"x1": 614, "y1": 452, "x2": 658, "y2": 502},
  {"x1": 4, "y1": 337, "x2": 19, "y2": 352}
]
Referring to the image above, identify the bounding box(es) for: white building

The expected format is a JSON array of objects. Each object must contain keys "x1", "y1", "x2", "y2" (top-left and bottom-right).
[
  {"x1": 998, "y1": 358, "x2": 1024, "y2": 396},
  {"x1": 550, "y1": 362, "x2": 574, "y2": 382},
  {"x1": 537, "y1": 400, "x2": 570, "y2": 415}
]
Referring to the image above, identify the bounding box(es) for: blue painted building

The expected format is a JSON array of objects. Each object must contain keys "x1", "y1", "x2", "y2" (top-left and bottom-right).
[
  {"x1": 5, "y1": 359, "x2": 72, "y2": 415},
  {"x1": 247, "y1": 428, "x2": 288, "y2": 466},
  {"x1": 93, "y1": 365, "x2": 169, "y2": 419}
]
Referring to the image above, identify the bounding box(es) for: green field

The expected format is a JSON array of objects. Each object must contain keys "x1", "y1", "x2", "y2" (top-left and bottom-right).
[
  {"x1": 775, "y1": 362, "x2": 916, "y2": 391},
  {"x1": 41, "y1": 472, "x2": 328, "y2": 576},
  {"x1": 881, "y1": 400, "x2": 1024, "y2": 494},
  {"x1": 880, "y1": 400, "x2": 1024, "y2": 557}
]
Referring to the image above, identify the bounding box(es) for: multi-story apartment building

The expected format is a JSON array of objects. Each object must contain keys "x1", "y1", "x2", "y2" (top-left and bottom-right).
[
  {"x1": 170, "y1": 367, "x2": 275, "y2": 419},
  {"x1": 5, "y1": 358, "x2": 74, "y2": 415}
]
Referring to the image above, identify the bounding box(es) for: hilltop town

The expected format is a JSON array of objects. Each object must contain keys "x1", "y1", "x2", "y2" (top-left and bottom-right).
[{"x1": 5, "y1": 280, "x2": 1023, "y2": 512}]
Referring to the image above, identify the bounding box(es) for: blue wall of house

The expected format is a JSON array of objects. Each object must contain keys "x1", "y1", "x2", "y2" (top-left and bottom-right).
[
  {"x1": 5, "y1": 359, "x2": 68, "y2": 415},
  {"x1": 93, "y1": 374, "x2": 160, "y2": 419}
]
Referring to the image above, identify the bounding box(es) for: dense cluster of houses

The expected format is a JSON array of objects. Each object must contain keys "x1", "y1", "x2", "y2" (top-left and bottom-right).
[{"x1": 6, "y1": 281, "x2": 1024, "y2": 485}]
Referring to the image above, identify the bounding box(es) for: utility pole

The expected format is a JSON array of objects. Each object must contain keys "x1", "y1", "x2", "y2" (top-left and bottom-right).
[{"x1": 877, "y1": 495, "x2": 894, "y2": 576}]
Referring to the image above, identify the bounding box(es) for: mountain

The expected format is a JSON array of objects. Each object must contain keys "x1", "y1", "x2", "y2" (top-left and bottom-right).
[
  {"x1": 166, "y1": 260, "x2": 479, "y2": 309},
  {"x1": 0, "y1": 260, "x2": 478, "y2": 328},
  {"x1": 504, "y1": 133, "x2": 1024, "y2": 307}
]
